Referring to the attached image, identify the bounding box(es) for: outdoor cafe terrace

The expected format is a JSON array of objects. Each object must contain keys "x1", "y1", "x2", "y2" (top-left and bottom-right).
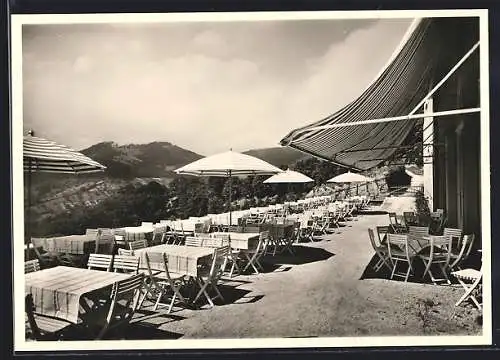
[{"x1": 24, "y1": 196, "x2": 483, "y2": 340}]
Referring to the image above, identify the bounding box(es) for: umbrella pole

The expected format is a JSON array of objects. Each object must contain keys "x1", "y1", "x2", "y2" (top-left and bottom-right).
[
  {"x1": 26, "y1": 160, "x2": 32, "y2": 260},
  {"x1": 228, "y1": 170, "x2": 232, "y2": 231}
]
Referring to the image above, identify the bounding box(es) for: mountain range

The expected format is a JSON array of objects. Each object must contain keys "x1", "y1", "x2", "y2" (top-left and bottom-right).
[
  {"x1": 28, "y1": 141, "x2": 310, "y2": 219},
  {"x1": 77, "y1": 141, "x2": 309, "y2": 178}
]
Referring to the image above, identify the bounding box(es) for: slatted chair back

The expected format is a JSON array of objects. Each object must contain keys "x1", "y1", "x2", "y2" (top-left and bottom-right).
[
  {"x1": 128, "y1": 239, "x2": 148, "y2": 251},
  {"x1": 30, "y1": 238, "x2": 56, "y2": 268},
  {"x1": 185, "y1": 236, "x2": 204, "y2": 247},
  {"x1": 388, "y1": 212, "x2": 399, "y2": 224},
  {"x1": 403, "y1": 212, "x2": 418, "y2": 226},
  {"x1": 386, "y1": 234, "x2": 411, "y2": 262},
  {"x1": 25, "y1": 294, "x2": 73, "y2": 340},
  {"x1": 449, "y1": 234, "x2": 475, "y2": 270},
  {"x1": 376, "y1": 226, "x2": 391, "y2": 244},
  {"x1": 443, "y1": 227, "x2": 463, "y2": 241},
  {"x1": 208, "y1": 245, "x2": 230, "y2": 281},
  {"x1": 257, "y1": 230, "x2": 270, "y2": 256},
  {"x1": 428, "y1": 235, "x2": 453, "y2": 265},
  {"x1": 194, "y1": 223, "x2": 205, "y2": 234},
  {"x1": 368, "y1": 228, "x2": 380, "y2": 248},
  {"x1": 85, "y1": 228, "x2": 100, "y2": 239},
  {"x1": 144, "y1": 251, "x2": 178, "y2": 280},
  {"x1": 117, "y1": 248, "x2": 135, "y2": 256},
  {"x1": 87, "y1": 253, "x2": 113, "y2": 271},
  {"x1": 25, "y1": 259, "x2": 41, "y2": 273},
  {"x1": 113, "y1": 255, "x2": 140, "y2": 274},
  {"x1": 95, "y1": 231, "x2": 116, "y2": 255},
  {"x1": 204, "y1": 236, "x2": 229, "y2": 248},
  {"x1": 96, "y1": 273, "x2": 144, "y2": 339},
  {"x1": 150, "y1": 226, "x2": 166, "y2": 246},
  {"x1": 408, "y1": 226, "x2": 429, "y2": 238}
]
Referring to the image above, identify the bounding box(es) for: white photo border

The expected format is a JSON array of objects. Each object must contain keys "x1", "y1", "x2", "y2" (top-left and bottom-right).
[{"x1": 11, "y1": 8, "x2": 492, "y2": 352}]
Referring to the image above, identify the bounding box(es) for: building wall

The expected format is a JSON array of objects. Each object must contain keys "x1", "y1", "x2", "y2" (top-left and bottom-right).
[{"x1": 432, "y1": 20, "x2": 480, "y2": 245}]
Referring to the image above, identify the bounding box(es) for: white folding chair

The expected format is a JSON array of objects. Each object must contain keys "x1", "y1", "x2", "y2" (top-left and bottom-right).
[
  {"x1": 242, "y1": 231, "x2": 269, "y2": 274},
  {"x1": 193, "y1": 246, "x2": 230, "y2": 308},
  {"x1": 452, "y1": 265, "x2": 482, "y2": 310},
  {"x1": 90, "y1": 274, "x2": 145, "y2": 339},
  {"x1": 386, "y1": 234, "x2": 414, "y2": 282},
  {"x1": 368, "y1": 229, "x2": 391, "y2": 272},
  {"x1": 448, "y1": 234, "x2": 475, "y2": 271},
  {"x1": 25, "y1": 259, "x2": 41, "y2": 273},
  {"x1": 418, "y1": 235, "x2": 453, "y2": 284},
  {"x1": 113, "y1": 255, "x2": 140, "y2": 274},
  {"x1": 128, "y1": 239, "x2": 148, "y2": 251},
  {"x1": 87, "y1": 253, "x2": 113, "y2": 271},
  {"x1": 139, "y1": 252, "x2": 187, "y2": 313}
]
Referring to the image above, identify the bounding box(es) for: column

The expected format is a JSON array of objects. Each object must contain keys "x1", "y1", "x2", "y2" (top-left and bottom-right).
[{"x1": 423, "y1": 98, "x2": 434, "y2": 210}]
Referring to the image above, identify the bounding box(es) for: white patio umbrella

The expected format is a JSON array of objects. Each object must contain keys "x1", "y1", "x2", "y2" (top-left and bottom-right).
[
  {"x1": 327, "y1": 171, "x2": 373, "y2": 196},
  {"x1": 263, "y1": 169, "x2": 314, "y2": 184},
  {"x1": 23, "y1": 130, "x2": 106, "y2": 255},
  {"x1": 264, "y1": 169, "x2": 314, "y2": 205},
  {"x1": 174, "y1": 150, "x2": 282, "y2": 227}
]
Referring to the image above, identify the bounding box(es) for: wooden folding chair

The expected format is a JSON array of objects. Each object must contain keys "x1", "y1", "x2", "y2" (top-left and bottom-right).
[
  {"x1": 193, "y1": 246, "x2": 230, "y2": 308},
  {"x1": 25, "y1": 294, "x2": 76, "y2": 341},
  {"x1": 443, "y1": 227, "x2": 463, "y2": 242},
  {"x1": 139, "y1": 252, "x2": 187, "y2": 312},
  {"x1": 368, "y1": 229, "x2": 391, "y2": 272},
  {"x1": 185, "y1": 236, "x2": 204, "y2": 247},
  {"x1": 386, "y1": 234, "x2": 414, "y2": 282},
  {"x1": 87, "y1": 273, "x2": 145, "y2": 339},
  {"x1": 117, "y1": 248, "x2": 135, "y2": 256},
  {"x1": 448, "y1": 234, "x2": 474, "y2": 271},
  {"x1": 403, "y1": 212, "x2": 418, "y2": 227},
  {"x1": 25, "y1": 259, "x2": 41, "y2": 274},
  {"x1": 30, "y1": 238, "x2": 58, "y2": 269},
  {"x1": 128, "y1": 239, "x2": 148, "y2": 252},
  {"x1": 94, "y1": 231, "x2": 116, "y2": 255},
  {"x1": 452, "y1": 265, "x2": 482, "y2": 310},
  {"x1": 113, "y1": 255, "x2": 140, "y2": 274},
  {"x1": 376, "y1": 226, "x2": 391, "y2": 244},
  {"x1": 87, "y1": 254, "x2": 113, "y2": 271},
  {"x1": 418, "y1": 235, "x2": 452, "y2": 284},
  {"x1": 242, "y1": 231, "x2": 269, "y2": 274},
  {"x1": 150, "y1": 226, "x2": 166, "y2": 246},
  {"x1": 408, "y1": 226, "x2": 430, "y2": 238},
  {"x1": 388, "y1": 213, "x2": 406, "y2": 233}
]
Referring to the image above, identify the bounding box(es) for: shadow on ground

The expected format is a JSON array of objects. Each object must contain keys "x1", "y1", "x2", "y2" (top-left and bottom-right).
[
  {"x1": 104, "y1": 321, "x2": 184, "y2": 340},
  {"x1": 359, "y1": 253, "x2": 483, "y2": 285},
  {"x1": 264, "y1": 245, "x2": 335, "y2": 266}
]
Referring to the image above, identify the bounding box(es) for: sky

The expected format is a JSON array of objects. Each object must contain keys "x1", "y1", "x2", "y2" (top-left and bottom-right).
[{"x1": 22, "y1": 17, "x2": 414, "y2": 156}]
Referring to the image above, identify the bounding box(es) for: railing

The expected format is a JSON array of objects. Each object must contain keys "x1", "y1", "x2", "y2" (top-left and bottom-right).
[{"x1": 387, "y1": 185, "x2": 423, "y2": 196}]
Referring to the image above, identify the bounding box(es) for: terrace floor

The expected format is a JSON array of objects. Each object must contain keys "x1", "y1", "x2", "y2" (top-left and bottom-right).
[{"x1": 124, "y1": 213, "x2": 482, "y2": 340}]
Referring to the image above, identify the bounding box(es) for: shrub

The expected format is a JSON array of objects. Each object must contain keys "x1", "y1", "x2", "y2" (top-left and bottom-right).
[{"x1": 415, "y1": 190, "x2": 431, "y2": 225}]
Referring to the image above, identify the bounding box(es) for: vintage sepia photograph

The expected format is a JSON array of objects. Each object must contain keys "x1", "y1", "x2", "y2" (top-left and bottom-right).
[{"x1": 11, "y1": 9, "x2": 491, "y2": 352}]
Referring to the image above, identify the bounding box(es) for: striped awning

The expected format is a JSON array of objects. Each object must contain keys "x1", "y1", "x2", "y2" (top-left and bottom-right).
[
  {"x1": 280, "y1": 17, "x2": 480, "y2": 170},
  {"x1": 24, "y1": 133, "x2": 106, "y2": 174}
]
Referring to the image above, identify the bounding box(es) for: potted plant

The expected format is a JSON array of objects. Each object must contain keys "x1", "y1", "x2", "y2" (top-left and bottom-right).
[{"x1": 415, "y1": 190, "x2": 431, "y2": 226}]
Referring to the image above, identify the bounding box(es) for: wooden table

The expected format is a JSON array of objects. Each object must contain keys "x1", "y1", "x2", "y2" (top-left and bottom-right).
[
  {"x1": 210, "y1": 232, "x2": 260, "y2": 250},
  {"x1": 119, "y1": 226, "x2": 155, "y2": 242},
  {"x1": 25, "y1": 266, "x2": 131, "y2": 324},
  {"x1": 133, "y1": 244, "x2": 214, "y2": 278},
  {"x1": 33, "y1": 235, "x2": 95, "y2": 255}
]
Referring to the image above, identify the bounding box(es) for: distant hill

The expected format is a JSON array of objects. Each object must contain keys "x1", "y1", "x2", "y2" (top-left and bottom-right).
[
  {"x1": 243, "y1": 147, "x2": 309, "y2": 168},
  {"x1": 27, "y1": 141, "x2": 202, "y2": 223},
  {"x1": 82, "y1": 141, "x2": 203, "y2": 178}
]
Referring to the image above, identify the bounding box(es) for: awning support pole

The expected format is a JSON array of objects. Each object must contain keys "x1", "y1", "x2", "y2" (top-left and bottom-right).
[
  {"x1": 292, "y1": 107, "x2": 480, "y2": 135},
  {"x1": 409, "y1": 41, "x2": 480, "y2": 116}
]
